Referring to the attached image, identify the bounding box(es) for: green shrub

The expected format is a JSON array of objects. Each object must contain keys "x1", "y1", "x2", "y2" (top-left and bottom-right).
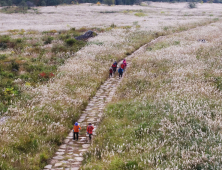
[
  {"x1": 110, "y1": 23, "x2": 117, "y2": 28},
  {"x1": 0, "y1": 54, "x2": 7, "y2": 60},
  {"x1": 215, "y1": 77, "x2": 222, "y2": 90},
  {"x1": 0, "y1": 102, "x2": 7, "y2": 114},
  {"x1": 20, "y1": 74, "x2": 29, "y2": 80},
  {"x1": 16, "y1": 38, "x2": 23, "y2": 43},
  {"x1": 43, "y1": 36, "x2": 54, "y2": 44},
  {"x1": 65, "y1": 38, "x2": 77, "y2": 46},
  {"x1": 0, "y1": 35, "x2": 10, "y2": 49},
  {"x1": 8, "y1": 73, "x2": 14, "y2": 78},
  {"x1": 40, "y1": 152, "x2": 48, "y2": 164},
  {"x1": 11, "y1": 60, "x2": 20, "y2": 71}
]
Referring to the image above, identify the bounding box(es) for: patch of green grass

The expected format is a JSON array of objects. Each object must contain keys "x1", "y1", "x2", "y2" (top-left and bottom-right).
[
  {"x1": 0, "y1": 54, "x2": 7, "y2": 60},
  {"x1": 134, "y1": 12, "x2": 146, "y2": 17},
  {"x1": 147, "y1": 40, "x2": 180, "y2": 51}
]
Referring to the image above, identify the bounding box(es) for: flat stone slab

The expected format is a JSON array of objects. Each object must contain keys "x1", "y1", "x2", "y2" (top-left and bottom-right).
[
  {"x1": 60, "y1": 144, "x2": 66, "y2": 149},
  {"x1": 74, "y1": 157, "x2": 84, "y2": 161},
  {"x1": 55, "y1": 162, "x2": 63, "y2": 167},
  {"x1": 80, "y1": 138, "x2": 85, "y2": 142},
  {"x1": 53, "y1": 156, "x2": 64, "y2": 160},
  {"x1": 44, "y1": 165, "x2": 52, "y2": 169},
  {"x1": 70, "y1": 168, "x2": 79, "y2": 170},
  {"x1": 72, "y1": 162, "x2": 82, "y2": 165},
  {"x1": 82, "y1": 144, "x2": 90, "y2": 148},
  {"x1": 85, "y1": 108, "x2": 92, "y2": 111},
  {"x1": 87, "y1": 118, "x2": 95, "y2": 121},
  {"x1": 64, "y1": 139, "x2": 70, "y2": 143},
  {"x1": 55, "y1": 152, "x2": 65, "y2": 155}
]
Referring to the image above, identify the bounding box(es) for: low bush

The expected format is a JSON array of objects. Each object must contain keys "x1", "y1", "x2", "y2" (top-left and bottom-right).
[
  {"x1": 0, "y1": 54, "x2": 7, "y2": 60},
  {"x1": 65, "y1": 38, "x2": 77, "y2": 46},
  {"x1": 43, "y1": 36, "x2": 54, "y2": 44}
]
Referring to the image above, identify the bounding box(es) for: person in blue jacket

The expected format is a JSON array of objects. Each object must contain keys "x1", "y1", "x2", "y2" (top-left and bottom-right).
[{"x1": 118, "y1": 67, "x2": 123, "y2": 78}]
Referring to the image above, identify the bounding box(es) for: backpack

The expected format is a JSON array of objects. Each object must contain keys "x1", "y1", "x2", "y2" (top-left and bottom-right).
[{"x1": 118, "y1": 68, "x2": 123, "y2": 73}]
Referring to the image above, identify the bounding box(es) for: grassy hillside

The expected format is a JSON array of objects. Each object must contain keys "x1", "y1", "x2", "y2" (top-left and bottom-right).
[
  {"x1": 0, "y1": 25, "x2": 159, "y2": 169},
  {"x1": 82, "y1": 21, "x2": 222, "y2": 169},
  {"x1": 0, "y1": 28, "x2": 87, "y2": 114},
  {"x1": 0, "y1": 2, "x2": 221, "y2": 169}
]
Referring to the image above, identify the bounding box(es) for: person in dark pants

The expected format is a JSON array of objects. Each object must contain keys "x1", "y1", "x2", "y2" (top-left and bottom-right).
[
  {"x1": 73, "y1": 122, "x2": 81, "y2": 141},
  {"x1": 118, "y1": 67, "x2": 123, "y2": 78},
  {"x1": 87, "y1": 123, "x2": 94, "y2": 141},
  {"x1": 109, "y1": 67, "x2": 113, "y2": 78},
  {"x1": 112, "y1": 61, "x2": 117, "y2": 74}
]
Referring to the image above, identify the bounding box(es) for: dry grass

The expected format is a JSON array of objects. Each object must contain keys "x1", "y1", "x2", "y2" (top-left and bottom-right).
[
  {"x1": 0, "y1": 2, "x2": 221, "y2": 169},
  {"x1": 82, "y1": 20, "x2": 222, "y2": 170},
  {"x1": 0, "y1": 3, "x2": 221, "y2": 32}
]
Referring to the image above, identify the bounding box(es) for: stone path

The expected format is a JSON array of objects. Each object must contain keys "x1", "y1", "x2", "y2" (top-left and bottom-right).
[
  {"x1": 43, "y1": 37, "x2": 163, "y2": 170},
  {"x1": 43, "y1": 70, "x2": 122, "y2": 170}
]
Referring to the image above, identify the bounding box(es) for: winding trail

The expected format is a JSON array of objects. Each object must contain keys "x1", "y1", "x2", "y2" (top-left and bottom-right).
[{"x1": 43, "y1": 36, "x2": 164, "y2": 170}]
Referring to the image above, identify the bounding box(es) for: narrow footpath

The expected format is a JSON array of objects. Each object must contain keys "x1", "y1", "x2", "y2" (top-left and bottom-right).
[{"x1": 43, "y1": 36, "x2": 164, "y2": 170}]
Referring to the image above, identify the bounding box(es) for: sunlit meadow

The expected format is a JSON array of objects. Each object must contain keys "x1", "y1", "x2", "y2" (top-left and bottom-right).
[{"x1": 0, "y1": 2, "x2": 222, "y2": 169}]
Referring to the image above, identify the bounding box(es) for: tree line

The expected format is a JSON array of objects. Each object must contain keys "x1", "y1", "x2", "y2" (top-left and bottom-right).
[{"x1": 0, "y1": 0, "x2": 221, "y2": 8}]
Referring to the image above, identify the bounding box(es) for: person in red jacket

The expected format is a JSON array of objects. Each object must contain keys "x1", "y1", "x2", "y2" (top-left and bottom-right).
[
  {"x1": 73, "y1": 122, "x2": 81, "y2": 141},
  {"x1": 87, "y1": 123, "x2": 94, "y2": 141},
  {"x1": 121, "y1": 62, "x2": 125, "y2": 71}
]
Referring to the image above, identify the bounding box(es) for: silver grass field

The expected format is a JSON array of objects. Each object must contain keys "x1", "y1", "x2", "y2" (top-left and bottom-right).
[{"x1": 0, "y1": 2, "x2": 222, "y2": 169}]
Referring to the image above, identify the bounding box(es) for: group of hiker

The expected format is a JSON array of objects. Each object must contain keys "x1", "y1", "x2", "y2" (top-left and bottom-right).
[
  {"x1": 73, "y1": 59, "x2": 128, "y2": 142},
  {"x1": 109, "y1": 59, "x2": 127, "y2": 78},
  {"x1": 73, "y1": 122, "x2": 94, "y2": 141}
]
